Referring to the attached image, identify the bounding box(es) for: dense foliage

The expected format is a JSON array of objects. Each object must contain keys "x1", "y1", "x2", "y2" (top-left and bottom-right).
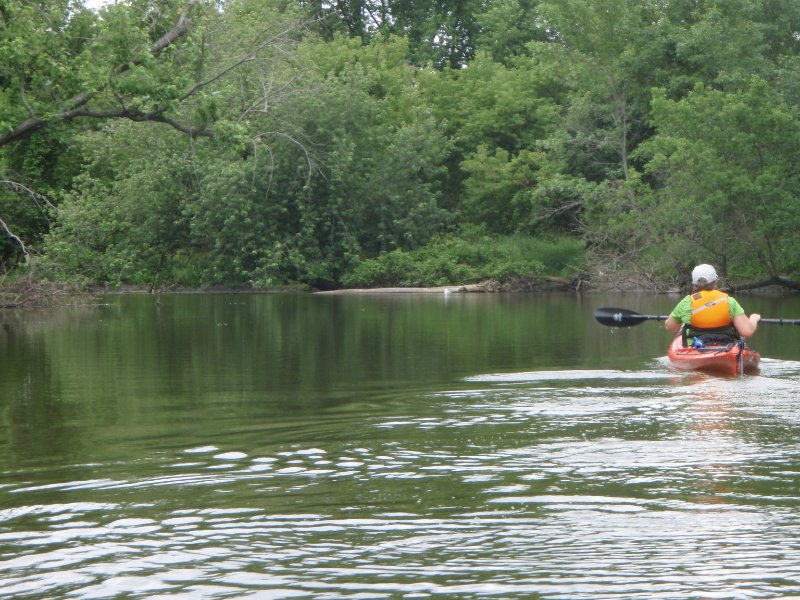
[{"x1": 2, "y1": 0, "x2": 799, "y2": 290}]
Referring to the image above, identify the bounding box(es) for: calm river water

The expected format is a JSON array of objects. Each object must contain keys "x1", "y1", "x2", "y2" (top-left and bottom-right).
[{"x1": 2, "y1": 291, "x2": 800, "y2": 599}]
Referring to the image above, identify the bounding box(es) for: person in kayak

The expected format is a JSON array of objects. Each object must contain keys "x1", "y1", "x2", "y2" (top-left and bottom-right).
[{"x1": 664, "y1": 264, "x2": 761, "y2": 341}]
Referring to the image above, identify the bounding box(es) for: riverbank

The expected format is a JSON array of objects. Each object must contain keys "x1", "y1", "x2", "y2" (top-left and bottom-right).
[
  {"x1": 2, "y1": 272, "x2": 797, "y2": 309},
  {"x1": 0, "y1": 280, "x2": 86, "y2": 308}
]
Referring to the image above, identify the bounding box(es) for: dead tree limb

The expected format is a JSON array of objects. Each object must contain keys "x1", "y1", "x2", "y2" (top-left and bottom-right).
[{"x1": 729, "y1": 276, "x2": 800, "y2": 292}]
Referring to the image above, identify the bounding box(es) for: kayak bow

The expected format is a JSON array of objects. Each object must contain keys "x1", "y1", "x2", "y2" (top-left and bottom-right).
[{"x1": 667, "y1": 335, "x2": 760, "y2": 376}]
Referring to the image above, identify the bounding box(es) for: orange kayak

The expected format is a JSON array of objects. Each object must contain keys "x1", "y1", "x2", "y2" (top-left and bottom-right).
[{"x1": 667, "y1": 335, "x2": 760, "y2": 376}]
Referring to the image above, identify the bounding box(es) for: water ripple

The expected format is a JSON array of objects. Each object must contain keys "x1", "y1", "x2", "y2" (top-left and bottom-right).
[{"x1": 4, "y1": 368, "x2": 800, "y2": 598}]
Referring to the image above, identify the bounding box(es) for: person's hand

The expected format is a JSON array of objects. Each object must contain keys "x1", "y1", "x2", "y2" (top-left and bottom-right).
[{"x1": 751, "y1": 313, "x2": 761, "y2": 324}]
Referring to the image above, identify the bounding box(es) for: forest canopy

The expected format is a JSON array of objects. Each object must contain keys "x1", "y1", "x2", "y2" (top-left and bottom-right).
[{"x1": 2, "y1": 0, "x2": 799, "y2": 291}]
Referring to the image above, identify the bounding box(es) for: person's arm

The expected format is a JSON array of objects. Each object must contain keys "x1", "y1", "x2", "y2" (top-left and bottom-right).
[
  {"x1": 664, "y1": 316, "x2": 682, "y2": 333},
  {"x1": 664, "y1": 296, "x2": 690, "y2": 333},
  {"x1": 729, "y1": 297, "x2": 760, "y2": 338},
  {"x1": 733, "y1": 313, "x2": 761, "y2": 337}
]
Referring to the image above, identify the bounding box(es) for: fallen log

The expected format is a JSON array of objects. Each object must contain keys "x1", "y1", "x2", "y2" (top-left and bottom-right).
[{"x1": 729, "y1": 276, "x2": 800, "y2": 293}]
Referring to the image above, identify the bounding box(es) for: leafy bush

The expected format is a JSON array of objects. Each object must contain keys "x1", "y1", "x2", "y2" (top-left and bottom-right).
[{"x1": 342, "y1": 232, "x2": 584, "y2": 287}]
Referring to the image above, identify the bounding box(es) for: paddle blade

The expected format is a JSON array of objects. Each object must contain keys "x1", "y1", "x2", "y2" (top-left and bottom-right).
[{"x1": 594, "y1": 307, "x2": 665, "y2": 328}]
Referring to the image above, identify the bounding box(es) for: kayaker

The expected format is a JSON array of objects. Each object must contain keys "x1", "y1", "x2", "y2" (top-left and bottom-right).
[{"x1": 664, "y1": 264, "x2": 761, "y2": 340}]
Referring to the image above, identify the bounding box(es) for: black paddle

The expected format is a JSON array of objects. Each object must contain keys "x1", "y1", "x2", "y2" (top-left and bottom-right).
[
  {"x1": 595, "y1": 307, "x2": 800, "y2": 328},
  {"x1": 594, "y1": 307, "x2": 667, "y2": 327}
]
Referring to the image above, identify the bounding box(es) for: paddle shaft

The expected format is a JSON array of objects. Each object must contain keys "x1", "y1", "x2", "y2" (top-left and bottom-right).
[
  {"x1": 595, "y1": 307, "x2": 800, "y2": 328},
  {"x1": 760, "y1": 318, "x2": 800, "y2": 325}
]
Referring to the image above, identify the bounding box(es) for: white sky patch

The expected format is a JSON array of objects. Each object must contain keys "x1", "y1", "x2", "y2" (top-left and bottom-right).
[{"x1": 82, "y1": 0, "x2": 112, "y2": 10}]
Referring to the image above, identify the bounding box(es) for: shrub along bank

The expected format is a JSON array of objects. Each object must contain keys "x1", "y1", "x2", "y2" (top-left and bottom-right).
[{"x1": 342, "y1": 233, "x2": 585, "y2": 289}]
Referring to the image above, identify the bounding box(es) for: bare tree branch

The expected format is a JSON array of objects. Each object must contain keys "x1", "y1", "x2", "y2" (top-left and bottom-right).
[
  {"x1": 179, "y1": 20, "x2": 308, "y2": 104},
  {"x1": 0, "y1": 215, "x2": 28, "y2": 256},
  {"x1": 1, "y1": 180, "x2": 55, "y2": 210},
  {"x1": 0, "y1": 279, "x2": 78, "y2": 309},
  {"x1": 531, "y1": 200, "x2": 584, "y2": 227},
  {"x1": 0, "y1": 179, "x2": 55, "y2": 254}
]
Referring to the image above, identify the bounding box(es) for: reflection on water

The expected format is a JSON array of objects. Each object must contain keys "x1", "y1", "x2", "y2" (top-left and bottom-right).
[{"x1": 1, "y1": 293, "x2": 800, "y2": 598}]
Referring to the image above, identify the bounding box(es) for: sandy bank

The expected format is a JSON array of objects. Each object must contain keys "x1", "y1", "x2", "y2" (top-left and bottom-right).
[{"x1": 314, "y1": 284, "x2": 490, "y2": 295}]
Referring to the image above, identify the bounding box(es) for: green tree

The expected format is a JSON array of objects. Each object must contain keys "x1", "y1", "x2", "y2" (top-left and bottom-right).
[
  {"x1": 644, "y1": 79, "x2": 800, "y2": 280},
  {"x1": 43, "y1": 122, "x2": 198, "y2": 287},
  {"x1": 262, "y1": 35, "x2": 451, "y2": 283},
  {"x1": 418, "y1": 51, "x2": 563, "y2": 227},
  {"x1": 0, "y1": 0, "x2": 308, "y2": 269},
  {"x1": 44, "y1": 33, "x2": 453, "y2": 288},
  {"x1": 16, "y1": 0, "x2": 800, "y2": 290},
  {"x1": 297, "y1": 0, "x2": 483, "y2": 67},
  {"x1": 659, "y1": 0, "x2": 790, "y2": 94},
  {"x1": 537, "y1": 0, "x2": 669, "y2": 183},
  {"x1": 39, "y1": 0, "x2": 313, "y2": 286},
  {"x1": 473, "y1": 0, "x2": 546, "y2": 64}
]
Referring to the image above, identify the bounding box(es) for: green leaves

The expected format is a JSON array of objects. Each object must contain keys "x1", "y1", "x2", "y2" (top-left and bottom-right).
[
  {"x1": 644, "y1": 78, "x2": 800, "y2": 278},
  {"x1": 7, "y1": 0, "x2": 800, "y2": 287}
]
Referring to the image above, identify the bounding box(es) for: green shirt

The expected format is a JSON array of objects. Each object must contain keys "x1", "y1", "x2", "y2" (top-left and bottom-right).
[{"x1": 669, "y1": 294, "x2": 745, "y2": 325}]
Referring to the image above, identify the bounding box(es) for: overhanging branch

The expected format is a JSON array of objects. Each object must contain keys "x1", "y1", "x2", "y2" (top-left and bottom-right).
[{"x1": 0, "y1": 1, "x2": 202, "y2": 148}]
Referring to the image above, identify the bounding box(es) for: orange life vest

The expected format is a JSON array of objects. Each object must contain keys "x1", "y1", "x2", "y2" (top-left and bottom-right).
[{"x1": 690, "y1": 290, "x2": 732, "y2": 329}]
